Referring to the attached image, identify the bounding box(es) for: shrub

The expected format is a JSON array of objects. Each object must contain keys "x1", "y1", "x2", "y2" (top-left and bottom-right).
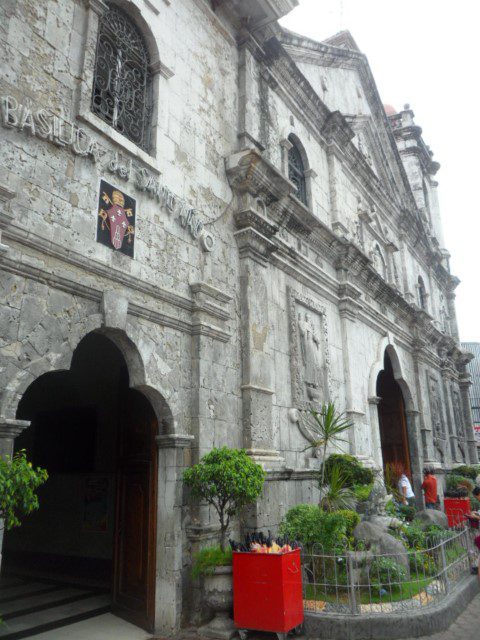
[
  {"x1": 279, "y1": 504, "x2": 348, "y2": 552},
  {"x1": 0, "y1": 450, "x2": 48, "y2": 530},
  {"x1": 403, "y1": 521, "x2": 427, "y2": 549},
  {"x1": 444, "y1": 474, "x2": 470, "y2": 498},
  {"x1": 398, "y1": 504, "x2": 416, "y2": 522},
  {"x1": 336, "y1": 509, "x2": 360, "y2": 538},
  {"x1": 322, "y1": 454, "x2": 374, "y2": 488},
  {"x1": 319, "y1": 464, "x2": 356, "y2": 512},
  {"x1": 191, "y1": 546, "x2": 232, "y2": 579},
  {"x1": 446, "y1": 474, "x2": 470, "y2": 491},
  {"x1": 369, "y1": 557, "x2": 407, "y2": 591},
  {"x1": 452, "y1": 465, "x2": 478, "y2": 480},
  {"x1": 183, "y1": 447, "x2": 265, "y2": 551},
  {"x1": 353, "y1": 483, "x2": 374, "y2": 502},
  {"x1": 410, "y1": 550, "x2": 436, "y2": 576}
]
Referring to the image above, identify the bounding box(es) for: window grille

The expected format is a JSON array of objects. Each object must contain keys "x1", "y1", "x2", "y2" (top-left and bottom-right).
[
  {"x1": 288, "y1": 138, "x2": 307, "y2": 206},
  {"x1": 92, "y1": 4, "x2": 152, "y2": 151}
]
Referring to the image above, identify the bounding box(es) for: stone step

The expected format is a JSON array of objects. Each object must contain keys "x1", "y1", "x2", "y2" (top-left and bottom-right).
[
  {"x1": 0, "y1": 593, "x2": 111, "y2": 639},
  {"x1": 0, "y1": 586, "x2": 96, "y2": 619},
  {"x1": 0, "y1": 583, "x2": 60, "y2": 604}
]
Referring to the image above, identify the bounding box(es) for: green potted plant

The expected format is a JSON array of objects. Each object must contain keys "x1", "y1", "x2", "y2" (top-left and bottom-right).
[
  {"x1": 0, "y1": 449, "x2": 48, "y2": 529},
  {"x1": 183, "y1": 447, "x2": 265, "y2": 639}
]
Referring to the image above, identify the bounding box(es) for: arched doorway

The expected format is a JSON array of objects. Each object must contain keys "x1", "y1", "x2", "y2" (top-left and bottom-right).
[
  {"x1": 2, "y1": 332, "x2": 157, "y2": 632},
  {"x1": 376, "y1": 350, "x2": 412, "y2": 476}
]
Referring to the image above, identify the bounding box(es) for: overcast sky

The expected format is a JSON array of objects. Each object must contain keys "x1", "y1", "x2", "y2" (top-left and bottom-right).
[{"x1": 281, "y1": 0, "x2": 479, "y2": 343}]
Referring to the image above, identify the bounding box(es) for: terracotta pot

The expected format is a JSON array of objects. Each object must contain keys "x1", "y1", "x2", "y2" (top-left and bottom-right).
[{"x1": 200, "y1": 565, "x2": 235, "y2": 639}]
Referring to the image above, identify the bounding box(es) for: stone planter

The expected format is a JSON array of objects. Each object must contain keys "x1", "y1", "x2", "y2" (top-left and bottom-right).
[{"x1": 199, "y1": 565, "x2": 236, "y2": 639}]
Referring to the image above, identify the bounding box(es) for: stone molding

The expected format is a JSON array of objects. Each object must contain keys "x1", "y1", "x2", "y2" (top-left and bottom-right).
[
  {"x1": 0, "y1": 419, "x2": 31, "y2": 440},
  {"x1": 155, "y1": 434, "x2": 194, "y2": 449},
  {"x1": 1, "y1": 251, "x2": 231, "y2": 343}
]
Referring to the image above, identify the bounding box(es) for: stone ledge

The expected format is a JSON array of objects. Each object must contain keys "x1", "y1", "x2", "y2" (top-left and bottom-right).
[{"x1": 304, "y1": 575, "x2": 479, "y2": 640}]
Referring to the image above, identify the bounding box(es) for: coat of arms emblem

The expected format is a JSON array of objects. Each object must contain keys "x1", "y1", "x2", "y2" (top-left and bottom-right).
[{"x1": 97, "y1": 180, "x2": 136, "y2": 257}]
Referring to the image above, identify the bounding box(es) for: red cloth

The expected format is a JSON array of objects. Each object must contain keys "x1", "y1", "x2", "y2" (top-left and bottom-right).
[{"x1": 421, "y1": 474, "x2": 437, "y2": 504}]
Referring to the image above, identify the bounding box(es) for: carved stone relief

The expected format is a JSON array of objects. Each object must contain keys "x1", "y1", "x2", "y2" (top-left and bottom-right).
[
  {"x1": 451, "y1": 387, "x2": 466, "y2": 461},
  {"x1": 288, "y1": 287, "x2": 331, "y2": 412},
  {"x1": 427, "y1": 374, "x2": 446, "y2": 462}
]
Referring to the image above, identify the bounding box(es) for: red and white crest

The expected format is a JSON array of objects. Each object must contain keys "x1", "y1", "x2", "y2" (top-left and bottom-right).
[{"x1": 106, "y1": 202, "x2": 129, "y2": 249}]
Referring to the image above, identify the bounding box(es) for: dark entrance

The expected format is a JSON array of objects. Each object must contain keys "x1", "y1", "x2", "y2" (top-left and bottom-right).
[
  {"x1": 2, "y1": 333, "x2": 157, "y2": 633},
  {"x1": 376, "y1": 350, "x2": 411, "y2": 476}
]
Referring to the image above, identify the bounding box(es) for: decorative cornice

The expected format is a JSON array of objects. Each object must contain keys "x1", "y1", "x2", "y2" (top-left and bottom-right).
[
  {"x1": 234, "y1": 227, "x2": 278, "y2": 265},
  {"x1": 234, "y1": 207, "x2": 279, "y2": 238},
  {"x1": 225, "y1": 148, "x2": 294, "y2": 203},
  {"x1": 321, "y1": 111, "x2": 355, "y2": 147}
]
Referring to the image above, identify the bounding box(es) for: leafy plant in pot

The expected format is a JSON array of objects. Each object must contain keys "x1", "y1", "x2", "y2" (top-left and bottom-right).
[{"x1": 183, "y1": 448, "x2": 265, "y2": 639}]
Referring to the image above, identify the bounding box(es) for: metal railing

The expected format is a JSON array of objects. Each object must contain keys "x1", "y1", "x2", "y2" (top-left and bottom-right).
[{"x1": 302, "y1": 528, "x2": 472, "y2": 615}]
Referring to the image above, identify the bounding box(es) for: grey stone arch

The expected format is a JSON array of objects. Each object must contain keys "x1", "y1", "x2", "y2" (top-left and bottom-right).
[
  {"x1": 368, "y1": 337, "x2": 422, "y2": 504},
  {"x1": 0, "y1": 317, "x2": 191, "y2": 634}
]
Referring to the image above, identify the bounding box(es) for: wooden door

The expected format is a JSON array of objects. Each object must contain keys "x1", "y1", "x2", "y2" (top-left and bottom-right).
[{"x1": 113, "y1": 389, "x2": 157, "y2": 632}]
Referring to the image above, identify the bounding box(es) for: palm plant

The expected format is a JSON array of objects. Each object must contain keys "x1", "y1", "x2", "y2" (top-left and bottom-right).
[
  {"x1": 301, "y1": 402, "x2": 353, "y2": 487},
  {"x1": 319, "y1": 464, "x2": 356, "y2": 512}
]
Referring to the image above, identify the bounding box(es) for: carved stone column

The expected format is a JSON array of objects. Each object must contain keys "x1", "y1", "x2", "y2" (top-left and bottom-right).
[
  {"x1": 411, "y1": 338, "x2": 435, "y2": 464},
  {"x1": 439, "y1": 363, "x2": 458, "y2": 465},
  {"x1": 155, "y1": 433, "x2": 194, "y2": 634},
  {"x1": 226, "y1": 149, "x2": 293, "y2": 464},
  {"x1": 367, "y1": 396, "x2": 383, "y2": 469},
  {"x1": 189, "y1": 282, "x2": 232, "y2": 462},
  {"x1": 458, "y1": 373, "x2": 479, "y2": 464},
  {"x1": 235, "y1": 212, "x2": 280, "y2": 461},
  {"x1": 336, "y1": 276, "x2": 365, "y2": 457},
  {"x1": 446, "y1": 278, "x2": 460, "y2": 343},
  {"x1": 0, "y1": 418, "x2": 30, "y2": 569},
  {"x1": 405, "y1": 410, "x2": 423, "y2": 508}
]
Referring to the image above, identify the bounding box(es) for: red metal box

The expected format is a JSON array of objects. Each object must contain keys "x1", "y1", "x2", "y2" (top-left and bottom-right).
[
  {"x1": 444, "y1": 497, "x2": 471, "y2": 527},
  {"x1": 233, "y1": 549, "x2": 304, "y2": 633}
]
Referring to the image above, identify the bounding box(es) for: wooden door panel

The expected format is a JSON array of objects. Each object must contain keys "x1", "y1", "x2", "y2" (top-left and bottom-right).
[{"x1": 113, "y1": 390, "x2": 157, "y2": 632}]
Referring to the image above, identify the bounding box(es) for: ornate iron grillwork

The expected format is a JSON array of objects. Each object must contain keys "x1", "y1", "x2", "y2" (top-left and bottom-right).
[
  {"x1": 92, "y1": 4, "x2": 152, "y2": 151},
  {"x1": 288, "y1": 138, "x2": 307, "y2": 206}
]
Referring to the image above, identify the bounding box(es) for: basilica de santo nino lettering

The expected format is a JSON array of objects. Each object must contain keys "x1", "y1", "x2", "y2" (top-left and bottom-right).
[{"x1": 0, "y1": 0, "x2": 476, "y2": 636}]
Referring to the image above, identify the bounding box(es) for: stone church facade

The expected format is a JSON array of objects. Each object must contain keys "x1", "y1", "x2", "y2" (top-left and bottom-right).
[{"x1": 0, "y1": 0, "x2": 477, "y2": 634}]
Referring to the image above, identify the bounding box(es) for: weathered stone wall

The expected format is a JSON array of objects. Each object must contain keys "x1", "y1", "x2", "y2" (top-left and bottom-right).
[{"x1": 0, "y1": 0, "x2": 477, "y2": 632}]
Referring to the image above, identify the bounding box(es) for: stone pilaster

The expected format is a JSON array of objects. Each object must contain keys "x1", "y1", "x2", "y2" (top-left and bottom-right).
[
  {"x1": 458, "y1": 373, "x2": 479, "y2": 464},
  {"x1": 189, "y1": 282, "x2": 232, "y2": 461},
  {"x1": 405, "y1": 409, "x2": 423, "y2": 508},
  {"x1": 226, "y1": 149, "x2": 293, "y2": 466},
  {"x1": 411, "y1": 338, "x2": 435, "y2": 463},
  {"x1": 367, "y1": 396, "x2": 383, "y2": 469},
  {"x1": 336, "y1": 277, "x2": 364, "y2": 456},
  {"x1": 155, "y1": 433, "x2": 194, "y2": 634},
  {"x1": 234, "y1": 212, "x2": 279, "y2": 461}
]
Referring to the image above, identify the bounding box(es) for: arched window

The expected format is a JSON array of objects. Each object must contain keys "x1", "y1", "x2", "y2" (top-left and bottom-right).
[
  {"x1": 288, "y1": 135, "x2": 308, "y2": 206},
  {"x1": 92, "y1": 4, "x2": 152, "y2": 151},
  {"x1": 418, "y1": 276, "x2": 427, "y2": 310}
]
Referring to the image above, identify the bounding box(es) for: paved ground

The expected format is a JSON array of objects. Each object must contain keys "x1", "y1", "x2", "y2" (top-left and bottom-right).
[
  {"x1": 32, "y1": 592, "x2": 480, "y2": 639},
  {"x1": 402, "y1": 592, "x2": 480, "y2": 640}
]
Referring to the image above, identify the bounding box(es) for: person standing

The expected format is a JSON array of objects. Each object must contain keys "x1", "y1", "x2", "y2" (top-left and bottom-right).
[
  {"x1": 421, "y1": 467, "x2": 438, "y2": 509},
  {"x1": 398, "y1": 468, "x2": 415, "y2": 506}
]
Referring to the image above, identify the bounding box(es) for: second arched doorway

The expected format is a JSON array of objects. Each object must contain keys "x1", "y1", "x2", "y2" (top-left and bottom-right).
[
  {"x1": 376, "y1": 350, "x2": 412, "y2": 477},
  {"x1": 2, "y1": 332, "x2": 158, "y2": 632}
]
